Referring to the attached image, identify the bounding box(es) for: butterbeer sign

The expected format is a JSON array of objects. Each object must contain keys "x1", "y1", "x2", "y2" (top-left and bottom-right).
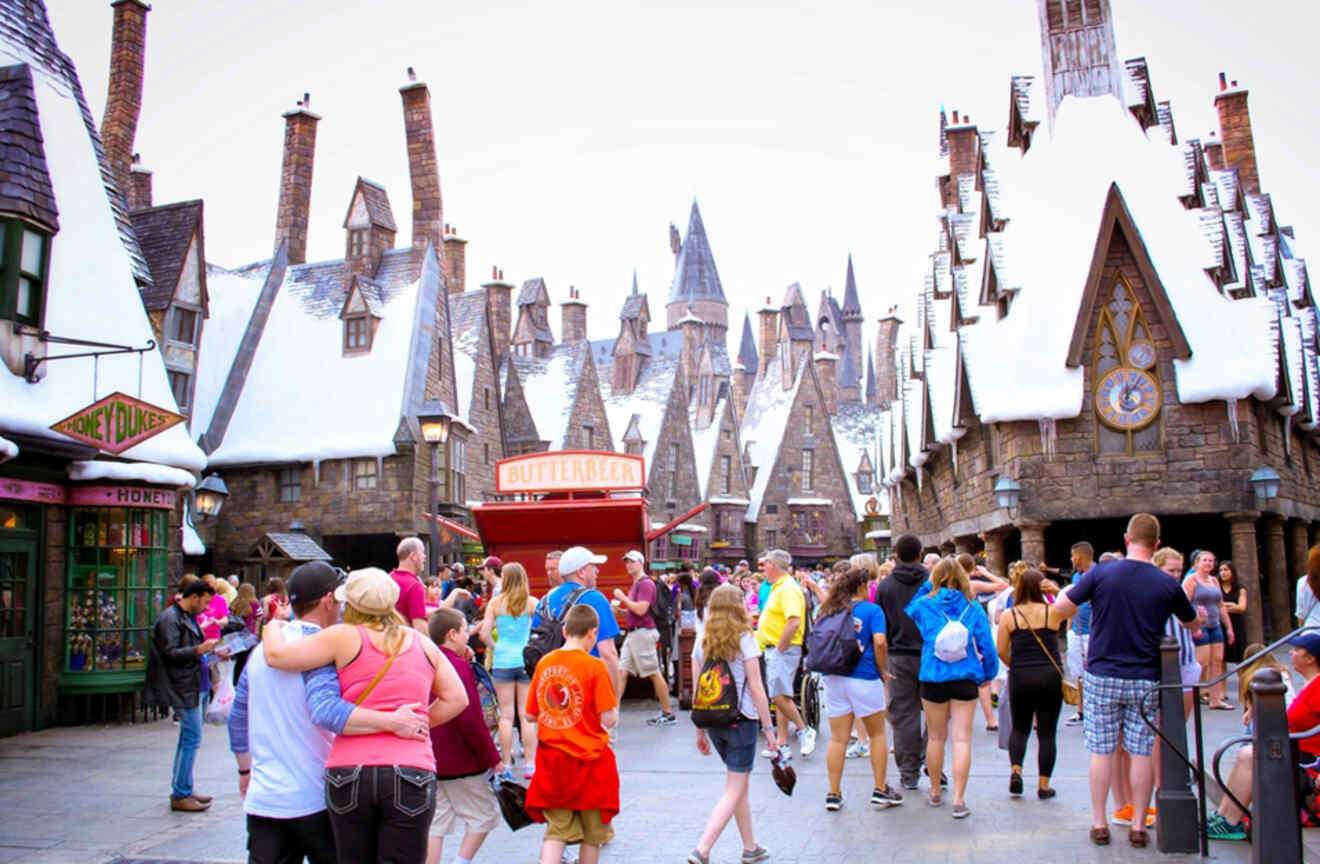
[
  {"x1": 496, "y1": 450, "x2": 645, "y2": 494},
  {"x1": 51, "y1": 391, "x2": 185, "y2": 456}
]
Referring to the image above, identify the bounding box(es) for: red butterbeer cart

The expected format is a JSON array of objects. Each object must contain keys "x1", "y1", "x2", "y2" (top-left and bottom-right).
[{"x1": 468, "y1": 450, "x2": 706, "y2": 704}]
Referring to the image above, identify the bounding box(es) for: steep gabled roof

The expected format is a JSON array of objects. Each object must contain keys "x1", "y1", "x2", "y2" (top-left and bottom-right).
[
  {"x1": 780, "y1": 283, "x2": 814, "y2": 341},
  {"x1": 842, "y1": 254, "x2": 862, "y2": 317},
  {"x1": 0, "y1": 63, "x2": 57, "y2": 232},
  {"x1": 131, "y1": 199, "x2": 204, "y2": 310},
  {"x1": 517, "y1": 277, "x2": 549, "y2": 307},
  {"x1": 342, "y1": 176, "x2": 397, "y2": 232},
  {"x1": 450, "y1": 290, "x2": 488, "y2": 429},
  {"x1": 833, "y1": 400, "x2": 885, "y2": 520},
  {"x1": 668, "y1": 200, "x2": 727, "y2": 307},
  {"x1": 736, "y1": 313, "x2": 758, "y2": 370},
  {"x1": 596, "y1": 343, "x2": 682, "y2": 476},
  {"x1": 620, "y1": 273, "x2": 649, "y2": 321},
  {"x1": 741, "y1": 352, "x2": 809, "y2": 516},
  {"x1": 504, "y1": 341, "x2": 592, "y2": 450}
]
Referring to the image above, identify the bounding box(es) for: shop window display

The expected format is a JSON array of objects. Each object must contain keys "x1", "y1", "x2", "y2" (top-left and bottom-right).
[{"x1": 66, "y1": 508, "x2": 167, "y2": 674}]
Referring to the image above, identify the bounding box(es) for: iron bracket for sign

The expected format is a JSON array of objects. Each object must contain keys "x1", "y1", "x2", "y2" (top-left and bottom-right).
[{"x1": 13, "y1": 324, "x2": 156, "y2": 384}]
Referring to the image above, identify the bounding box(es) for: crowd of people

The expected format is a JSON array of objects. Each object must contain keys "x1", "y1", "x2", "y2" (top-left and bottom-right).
[{"x1": 140, "y1": 512, "x2": 1320, "y2": 862}]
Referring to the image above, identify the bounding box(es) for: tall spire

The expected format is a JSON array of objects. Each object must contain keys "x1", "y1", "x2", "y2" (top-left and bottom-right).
[
  {"x1": 737, "y1": 313, "x2": 758, "y2": 371},
  {"x1": 865, "y1": 348, "x2": 878, "y2": 404},
  {"x1": 631, "y1": 269, "x2": 639, "y2": 295},
  {"x1": 667, "y1": 199, "x2": 728, "y2": 332},
  {"x1": 842, "y1": 254, "x2": 862, "y2": 318}
]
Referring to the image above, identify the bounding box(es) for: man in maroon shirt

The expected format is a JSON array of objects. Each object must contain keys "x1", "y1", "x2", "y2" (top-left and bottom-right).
[
  {"x1": 427, "y1": 608, "x2": 503, "y2": 864},
  {"x1": 391, "y1": 537, "x2": 429, "y2": 633}
]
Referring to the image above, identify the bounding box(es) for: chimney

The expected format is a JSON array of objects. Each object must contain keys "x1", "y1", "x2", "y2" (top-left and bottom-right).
[
  {"x1": 1214, "y1": 74, "x2": 1259, "y2": 194},
  {"x1": 274, "y1": 93, "x2": 319, "y2": 265},
  {"x1": 814, "y1": 351, "x2": 838, "y2": 416},
  {"x1": 400, "y1": 69, "x2": 443, "y2": 253},
  {"x1": 561, "y1": 286, "x2": 587, "y2": 343},
  {"x1": 679, "y1": 307, "x2": 703, "y2": 391},
  {"x1": 874, "y1": 310, "x2": 903, "y2": 409},
  {"x1": 946, "y1": 111, "x2": 979, "y2": 191},
  {"x1": 757, "y1": 297, "x2": 778, "y2": 377},
  {"x1": 128, "y1": 152, "x2": 152, "y2": 210},
  {"x1": 483, "y1": 267, "x2": 513, "y2": 359},
  {"x1": 442, "y1": 224, "x2": 467, "y2": 295},
  {"x1": 101, "y1": 0, "x2": 149, "y2": 198}
]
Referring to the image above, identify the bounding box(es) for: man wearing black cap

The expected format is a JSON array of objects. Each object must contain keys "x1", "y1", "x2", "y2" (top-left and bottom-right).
[{"x1": 228, "y1": 562, "x2": 431, "y2": 863}]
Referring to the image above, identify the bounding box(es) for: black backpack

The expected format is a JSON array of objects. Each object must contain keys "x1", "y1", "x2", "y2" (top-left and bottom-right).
[
  {"x1": 805, "y1": 602, "x2": 863, "y2": 675},
  {"x1": 649, "y1": 576, "x2": 673, "y2": 630},
  {"x1": 691, "y1": 655, "x2": 743, "y2": 728},
  {"x1": 522, "y1": 585, "x2": 591, "y2": 677}
]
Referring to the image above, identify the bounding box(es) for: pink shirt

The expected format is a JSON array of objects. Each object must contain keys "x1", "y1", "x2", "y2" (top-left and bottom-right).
[
  {"x1": 326, "y1": 627, "x2": 437, "y2": 771},
  {"x1": 390, "y1": 569, "x2": 427, "y2": 624},
  {"x1": 199, "y1": 594, "x2": 228, "y2": 640}
]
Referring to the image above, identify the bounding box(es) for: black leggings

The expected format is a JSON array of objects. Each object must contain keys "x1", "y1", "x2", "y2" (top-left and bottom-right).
[{"x1": 1008, "y1": 665, "x2": 1063, "y2": 778}]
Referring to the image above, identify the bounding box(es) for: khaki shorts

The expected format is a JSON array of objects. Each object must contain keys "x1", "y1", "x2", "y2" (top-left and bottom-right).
[
  {"x1": 543, "y1": 808, "x2": 610, "y2": 846},
  {"x1": 620, "y1": 627, "x2": 661, "y2": 678},
  {"x1": 429, "y1": 774, "x2": 501, "y2": 837}
]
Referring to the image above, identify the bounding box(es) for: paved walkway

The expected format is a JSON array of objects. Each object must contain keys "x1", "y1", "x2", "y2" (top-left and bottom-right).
[{"x1": 0, "y1": 694, "x2": 1304, "y2": 863}]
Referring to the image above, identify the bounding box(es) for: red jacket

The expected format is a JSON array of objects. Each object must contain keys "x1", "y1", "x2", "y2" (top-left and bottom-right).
[{"x1": 429, "y1": 646, "x2": 500, "y2": 779}]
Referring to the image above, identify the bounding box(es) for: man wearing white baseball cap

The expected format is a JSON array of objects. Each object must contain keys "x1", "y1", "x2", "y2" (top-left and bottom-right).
[
  {"x1": 532, "y1": 546, "x2": 621, "y2": 695},
  {"x1": 613, "y1": 550, "x2": 675, "y2": 727}
]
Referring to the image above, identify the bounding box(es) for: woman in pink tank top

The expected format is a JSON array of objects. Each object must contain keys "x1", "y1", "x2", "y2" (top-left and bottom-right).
[{"x1": 264, "y1": 567, "x2": 467, "y2": 864}]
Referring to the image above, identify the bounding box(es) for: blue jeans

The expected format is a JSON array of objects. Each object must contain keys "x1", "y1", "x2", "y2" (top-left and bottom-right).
[{"x1": 171, "y1": 692, "x2": 205, "y2": 799}]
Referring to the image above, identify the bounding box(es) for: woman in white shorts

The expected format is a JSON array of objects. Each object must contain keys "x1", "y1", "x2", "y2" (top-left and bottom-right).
[{"x1": 820, "y1": 567, "x2": 904, "y2": 812}]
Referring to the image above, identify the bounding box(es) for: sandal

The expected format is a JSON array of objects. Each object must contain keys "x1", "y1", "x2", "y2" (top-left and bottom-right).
[
  {"x1": 1129, "y1": 829, "x2": 1149, "y2": 848},
  {"x1": 1090, "y1": 826, "x2": 1111, "y2": 846},
  {"x1": 928, "y1": 790, "x2": 943, "y2": 807},
  {"x1": 1210, "y1": 702, "x2": 1236, "y2": 711}
]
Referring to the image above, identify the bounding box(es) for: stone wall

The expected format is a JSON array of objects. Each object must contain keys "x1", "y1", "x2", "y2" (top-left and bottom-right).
[
  {"x1": 463, "y1": 316, "x2": 504, "y2": 502},
  {"x1": 560, "y1": 356, "x2": 612, "y2": 451}
]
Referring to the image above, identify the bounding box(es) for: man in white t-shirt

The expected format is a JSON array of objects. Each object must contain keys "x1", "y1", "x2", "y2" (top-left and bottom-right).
[{"x1": 228, "y1": 562, "x2": 430, "y2": 863}]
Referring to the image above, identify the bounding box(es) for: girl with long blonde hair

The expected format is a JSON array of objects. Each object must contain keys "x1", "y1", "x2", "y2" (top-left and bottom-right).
[
  {"x1": 479, "y1": 562, "x2": 539, "y2": 777},
  {"x1": 688, "y1": 584, "x2": 776, "y2": 864}
]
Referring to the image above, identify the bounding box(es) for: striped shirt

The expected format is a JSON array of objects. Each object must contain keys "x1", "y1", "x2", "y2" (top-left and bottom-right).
[{"x1": 1164, "y1": 615, "x2": 1196, "y2": 666}]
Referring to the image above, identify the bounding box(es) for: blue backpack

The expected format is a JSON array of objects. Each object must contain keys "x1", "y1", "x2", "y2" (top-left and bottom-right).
[{"x1": 805, "y1": 602, "x2": 862, "y2": 675}]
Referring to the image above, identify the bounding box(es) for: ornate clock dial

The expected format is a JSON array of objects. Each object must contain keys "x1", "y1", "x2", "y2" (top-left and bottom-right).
[
  {"x1": 1127, "y1": 340, "x2": 1156, "y2": 370},
  {"x1": 1095, "y1": 367, "x2": 1161, "y2": 431}
]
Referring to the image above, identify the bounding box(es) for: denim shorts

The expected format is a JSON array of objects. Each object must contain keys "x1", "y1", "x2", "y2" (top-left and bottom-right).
[
  {"x1": 1193, "y1": 626, "x2": 1224, "y2": 646},
  {"x1": 706, "y1": 720, "x2": 758, "y2": 773},
  {"x1": 491, "y1": 666, "x2": 531, "y2": 684}
]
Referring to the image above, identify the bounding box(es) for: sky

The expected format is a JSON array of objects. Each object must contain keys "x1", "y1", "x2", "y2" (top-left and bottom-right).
[{"x1": 48, "y1": 0, "x2": 1320, "y2": 353}]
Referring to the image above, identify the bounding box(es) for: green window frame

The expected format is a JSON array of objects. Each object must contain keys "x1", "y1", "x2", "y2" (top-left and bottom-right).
[
  {"x1": 0, "y1": 218, "x2": 51, "y2": 326},
  {"x1": 66, "y1": 507, "x2": 168, "y2": 675}
]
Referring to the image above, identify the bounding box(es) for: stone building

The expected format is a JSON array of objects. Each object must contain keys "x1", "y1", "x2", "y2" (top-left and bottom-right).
[
  {"x1": 881, "y1": 0, "x2": 1320, "y2": 644},
  {"x1": 501, "y1": 338, "x2": 613, "y2": 455}
]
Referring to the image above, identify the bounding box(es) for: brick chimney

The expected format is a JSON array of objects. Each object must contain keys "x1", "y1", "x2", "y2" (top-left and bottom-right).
[
  {"x1": 400, "y1": 68, "x2": 443, "y2": 253},
  {"x1": 274, "y1": 93, "x2": 319, "y2": 265},
  {"x1": 483, "y1": 267, "x2": 512, "y2": 359},
  {"x1": 1214, "y1": 73, "x2": 1259, "y2": 194},
  {"x1": 946, "y1": 111, "x2": 979, "y2": 191},
  {"x1": 128, "y1": 152, "x2": 152, "y2": 210},
  {"x1": 814, "y1": 351, "x2": 838, "y2": 416},
  {"x1": 561, "y1": 286, "x2": 587, "y2": 343},
  {"x1": 874, "y1": 309, "x2": 903, "y2": 409},
  {"x1": 442, "y1": 224, "x2": 466, "y2": 295},
  {"x1": 101, "y1": 0, "x2": 150, "y2": 197},
  {"x1": 679, "y1": 307, "x2": 704, "y2": 390},
  {"x1": 756, "y1": 297, "x2": 778, "y2": 377}
]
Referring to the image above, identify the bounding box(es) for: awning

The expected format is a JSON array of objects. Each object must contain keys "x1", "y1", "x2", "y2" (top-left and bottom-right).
[{"x1": 424, "y1": 511, "x2": 481, "y2": 541}]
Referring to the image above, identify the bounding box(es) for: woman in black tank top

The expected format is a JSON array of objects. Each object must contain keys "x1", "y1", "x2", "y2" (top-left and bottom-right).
[{"x1": 995, "y1": 568, "x2": 1071, "y2": 800}]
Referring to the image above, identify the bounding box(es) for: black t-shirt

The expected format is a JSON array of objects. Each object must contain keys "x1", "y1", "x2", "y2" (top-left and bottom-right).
[{"x1": 1068, "y1": 558, "x2": 1196, "y2": 681}]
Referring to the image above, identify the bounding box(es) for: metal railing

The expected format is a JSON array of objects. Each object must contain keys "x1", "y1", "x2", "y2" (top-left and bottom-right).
[{"x1": 1137, "y1": 624, "x2": 1318, "y2": 857}]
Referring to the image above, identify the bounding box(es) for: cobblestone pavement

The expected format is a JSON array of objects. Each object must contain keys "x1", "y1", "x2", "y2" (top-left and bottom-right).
[{"x1": 0, "y1": 696, "x2": 1307, "y2": 863}]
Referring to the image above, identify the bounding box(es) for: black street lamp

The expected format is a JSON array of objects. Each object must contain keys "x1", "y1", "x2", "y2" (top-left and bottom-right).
[
  {"x1": 417, "y1": 402, "x2": 453, "y2": 569},
  {"x1": 193, "y1": 473, "x2": 229, "y2": 521}
]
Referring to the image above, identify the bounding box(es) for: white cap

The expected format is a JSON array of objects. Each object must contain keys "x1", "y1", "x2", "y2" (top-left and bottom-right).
[
  {"x1": 622, "y1": 550, "x2": 645, "y2": 563},
  {"x1": 559, "y1": 545, "x2": 607, "y2": 576}
]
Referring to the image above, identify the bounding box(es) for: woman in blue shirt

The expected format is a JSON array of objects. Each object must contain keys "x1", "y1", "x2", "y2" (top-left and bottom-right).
[
  {"x1": 905, "y1": 557, "x2": 998, "y2": 818},
  {"x1": 820, "y1": 567, "x2": 903, "y2": 812}
]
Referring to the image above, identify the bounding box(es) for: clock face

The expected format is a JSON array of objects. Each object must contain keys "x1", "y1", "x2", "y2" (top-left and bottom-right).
[
  {"x1": 1127, "y1": 340, "x2": 1157, "y2": 370},
  {"x1": 1095, "y1": 367, "x2": 1161, "y2": 431}
]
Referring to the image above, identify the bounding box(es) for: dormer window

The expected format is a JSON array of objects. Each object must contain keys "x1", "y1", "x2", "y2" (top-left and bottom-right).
[
  {"x1": 858, "y1": 472, "x2": 874, "y2": 493},
  {"x1": 1, "y1": 219, "x2": 50, "y2": 325},
  {"x1": 171, "y1": 307, "x2": 198, "y2": 345},
  {"x1": 348, "y1": 229, "x2": 367, "y2": 259},
  {"x1": 344, "y1": 316, "x2": 371, "y2": 351}
]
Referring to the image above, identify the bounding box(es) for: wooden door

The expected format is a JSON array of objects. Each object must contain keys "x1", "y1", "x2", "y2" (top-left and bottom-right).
[{"x1": 0, "y1": 538, "x2": 37, "y2": 736}]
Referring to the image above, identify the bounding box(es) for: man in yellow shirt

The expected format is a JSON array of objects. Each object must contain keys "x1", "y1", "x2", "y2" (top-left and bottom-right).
[{"x1": 755, "y1": 549, "x2": 815, "y2": 759}]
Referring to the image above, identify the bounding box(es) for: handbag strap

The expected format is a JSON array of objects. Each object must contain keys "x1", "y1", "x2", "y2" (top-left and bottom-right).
[
  {"x1": 354, "y1": 631, "x2": 403, "y2": 707},
  {"x1": 1020, "y1": 608, "x2": 1066, "y2": 682}
]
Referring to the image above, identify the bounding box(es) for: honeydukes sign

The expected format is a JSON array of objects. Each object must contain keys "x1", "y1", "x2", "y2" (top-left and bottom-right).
[
  {"x1": 51, "y1": 391, "x2": 185, "y2": 455},
  {"x1": 496, "y1": 450, "x2": 645, "y2": 493}
]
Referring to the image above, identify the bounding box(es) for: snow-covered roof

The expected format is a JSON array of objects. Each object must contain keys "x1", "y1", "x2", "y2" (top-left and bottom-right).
[
  {"x1": 190, "y1": 263, "x2": 266, "y2": 440},
  {"x1": 741, "y1": 354, "x2": 809, "y2": 518},
  {"x1": 0, "y1": 51, "x2": 204, "y2": 471},
  {"x1": 595, "y1": 336, "x2": 680, "y2": 476},
  {"x1": 506, "y1": 341, "x2": 592, "y2": 451},
  {"x1": 182, "y1": 518, "x2": 205, "y2": 556},
  {"x1": 450, "y1": 291, "x2": 488, "y2": 431},
  {"x1": 205, "y1": 251, "x2": 425, "y2": 467},
  {"x1": 69, "y1": 460, "x2": 196, "y2": 488},
  {"x1": 689, "y1": 397, "x2": 726, "y2": 499},
  {"x1": 832, "y1": 401, "x2": 887, "y2": 521}
]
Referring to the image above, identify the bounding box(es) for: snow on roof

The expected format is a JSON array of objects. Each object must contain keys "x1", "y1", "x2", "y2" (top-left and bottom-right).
[
  {"x1": 951, "y1": 96, "x2": 1275, "y2": 425},
  {"x1": 69, "y1": 460, "x2": 196, "y2": 488},
  {"x1": 0, "y1": 435, "x2": 17, "y2": 461},
  {"x1": 675, "y1": 523, "x2": 708, "y2": 533},
  {"x1": 511, "y1": 342, "x2": 590, "y2": 451},
  {"x1": 786, "y1": 497, "x2": 834, "y2": 506},
  {"x1": 450, "y1": 291, "x2": 487, "y2": 429},
  {"x1": 689, "y1": 396, "x2": 727, "y2": 498},
  {"x1": 206, "y1": 264, "x2": 421, "y2": 467},
  {"x1": 190, "y1": 264, "x2": 266, "y2": 439},
  {"x1": 832, "y1": 401, "x2": 886, "y2": 521},
  {"x1": 741, "y1": 355, "x2": 808, "y2": 518},
  {"x1": 596, "y1": 340, "x2": 679, "y2": 476},
  {"x1": 0, "y1": 77, "x2": 204, "y2": 471}
]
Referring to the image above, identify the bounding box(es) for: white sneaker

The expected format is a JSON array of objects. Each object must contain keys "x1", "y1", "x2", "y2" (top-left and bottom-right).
[{"x1": 798, "y1": 727, "x2": 817, "y2": 757}]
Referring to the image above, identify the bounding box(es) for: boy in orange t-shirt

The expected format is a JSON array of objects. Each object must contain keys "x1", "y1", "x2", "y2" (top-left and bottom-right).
[{"x1": 525, "y1": 603, "x2": 620, "y2": 864}]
